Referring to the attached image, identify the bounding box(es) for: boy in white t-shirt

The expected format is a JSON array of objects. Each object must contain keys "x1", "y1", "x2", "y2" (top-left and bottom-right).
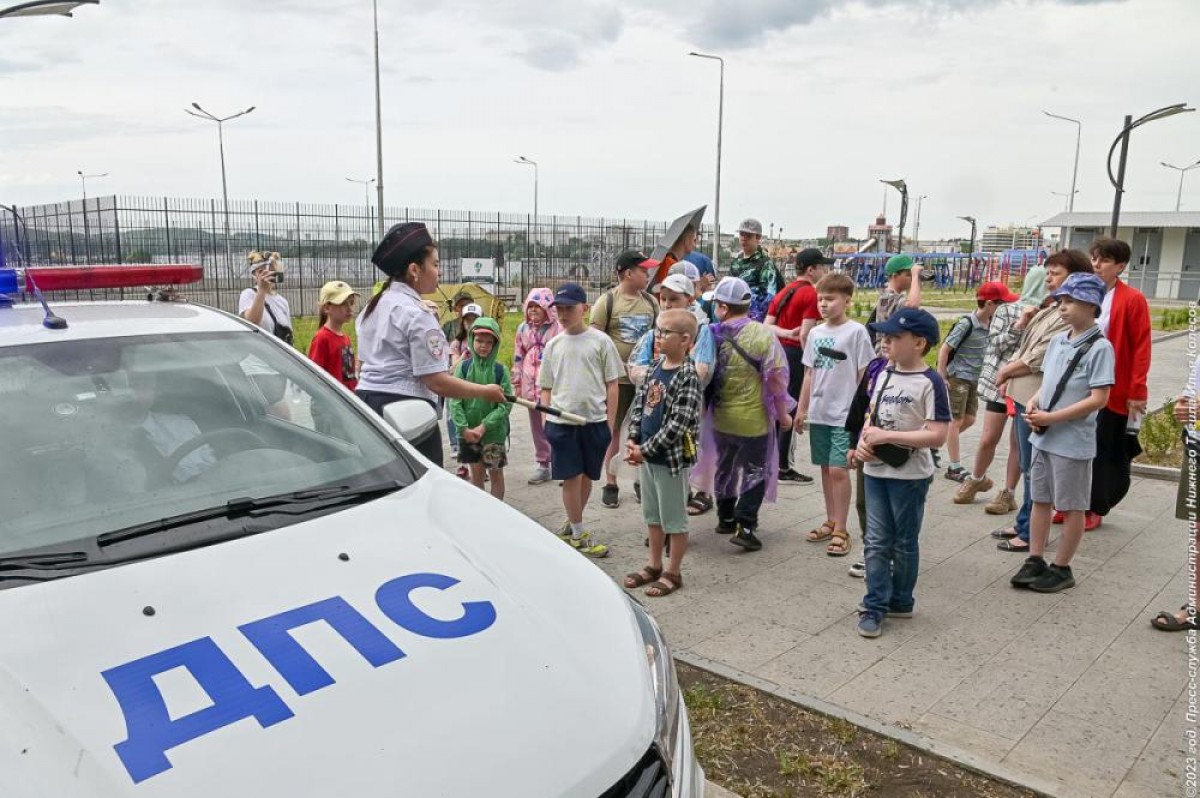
[
  {"x1": 539, "y1": 283, "x2": 624, "y2": 558},
  {"x1": 852, "y1": 308, "x2": 951, "y2": 639},
  {"x1": 795, "y1": 273, "x2": 874, "y2": 558}
]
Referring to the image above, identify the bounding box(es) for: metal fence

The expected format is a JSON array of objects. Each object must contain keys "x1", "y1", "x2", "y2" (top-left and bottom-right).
[{"x1": 3, "y1": 195, "x2": 708, "y2": 315}]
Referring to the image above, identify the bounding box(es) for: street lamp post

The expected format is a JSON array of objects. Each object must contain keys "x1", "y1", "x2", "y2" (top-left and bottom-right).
[
  {"x1": 1051, "y1": 190, "x2": 1078, "y2": 211},
  {"x1": 345, "y1": 177, "x2": 375, "y2": 240},
  {"x1": 689, "y1": 51, "x2": 724, "y2": 270},
  {"x1": 1107, "y1": 103, "x2": 1195, "y2": 236},
  {"x1": 1043, "y1": 111, "x2": 1082, "y2": 212},
  {"x1": 912, "y1": 194, "x2": 928, "y2": 253},
  {"x1": 0, "y1": 0, "x2": 97, "y2": 18},
  {"x1": 185, "y1": 103, "x2": 255, "y2": 278},
  {"x1": 1162, "y1": 160, "x2": 1200, "y2": 212},
  {"x1": 513, "y1": 156, "x2": 538, "y2": 224},
  {"x1": 957, "y1": 215, "x2": 977, "y2": 257},
  {"x1": 77, "y1": 170, "x2": 107, "y2": 262},
  {"x1": 881, "y1": 179, "x2": 908, "y2": 253},
  {"x1": 371, "y1": 0, "x2": 385, "y2": 239}
]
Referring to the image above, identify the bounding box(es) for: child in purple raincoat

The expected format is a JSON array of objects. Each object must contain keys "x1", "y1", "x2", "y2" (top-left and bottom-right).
[{"x1": 512, "y1": 287, "x2": 562, "y2": 484}]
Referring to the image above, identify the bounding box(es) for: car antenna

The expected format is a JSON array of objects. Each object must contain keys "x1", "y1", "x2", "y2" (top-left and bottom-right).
[
  {"x1": 24, "y1": 270, "x2": 67, "y2": 330},
  {"x1": 0, "y1": 203, "x2": 66, "y2": 329}
]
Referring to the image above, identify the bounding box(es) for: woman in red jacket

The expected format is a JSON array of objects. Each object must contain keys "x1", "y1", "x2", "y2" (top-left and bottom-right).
[{"x1": 1086, "y1": 238, "x2": 1151, "y2": 530}]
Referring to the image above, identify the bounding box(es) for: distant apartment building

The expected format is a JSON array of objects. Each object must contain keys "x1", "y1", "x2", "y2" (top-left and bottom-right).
[
  {"x1": 826, "y1": 225, "x2": 849, "y2": 242},
  {"x1": 980, "y1": 226, "x2": 1038, "y2": 252}
]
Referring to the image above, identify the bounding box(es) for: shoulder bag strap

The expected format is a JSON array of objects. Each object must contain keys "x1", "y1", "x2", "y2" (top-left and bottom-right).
[
  {"x1": 1043, "y1": 331, "x2": 1101, "y2": 412},
  {"x1": 869, "y1": 369, "x2": 895, "y2": 427}
]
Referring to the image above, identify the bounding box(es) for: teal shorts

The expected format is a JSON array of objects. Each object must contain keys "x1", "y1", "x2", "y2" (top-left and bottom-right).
[
  {"x1": 809, "y1": 423, "x2": 851, "y2": 468},
  {"x1": 641, "y1": 462, "x2": 691, "y2": 534}
]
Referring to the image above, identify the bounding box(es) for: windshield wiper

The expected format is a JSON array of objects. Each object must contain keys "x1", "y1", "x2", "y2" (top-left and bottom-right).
[
  {"x1": 96, "y1": 481, "x2": 402, "y2": 548},
  {"x1": 0, "y1": 551, "x2": 91, "y2": 571}
]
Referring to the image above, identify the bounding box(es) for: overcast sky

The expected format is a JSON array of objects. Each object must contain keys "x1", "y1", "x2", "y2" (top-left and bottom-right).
[{"x1": 1, "y1": 0, "x2": 1197, "y2": 239}]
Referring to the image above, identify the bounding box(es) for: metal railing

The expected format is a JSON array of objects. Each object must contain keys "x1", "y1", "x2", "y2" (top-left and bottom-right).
[{"x1": 3, "y1": 196, "x2": 702, "y2": 314}]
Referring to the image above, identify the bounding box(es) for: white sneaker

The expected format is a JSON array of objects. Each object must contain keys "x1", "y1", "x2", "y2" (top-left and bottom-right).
[
  {"x1": 528, "y1": 466, "x2": 552, "y2": 485},
  {"x1": 848, "y1": 561, "x2": 865, "y2": 578}
]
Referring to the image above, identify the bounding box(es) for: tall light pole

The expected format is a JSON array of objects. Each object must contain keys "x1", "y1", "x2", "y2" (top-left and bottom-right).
[
  {"x1": 1162, "y1": 159, "x2": 1200, "y2": 211},
  {"x1": 371, "y1": 0, "x2": 385, "y2": 239},
  {"x1": 185, "y1": 102, "x2": 255, "y2": 275},
  {"x1": 346, "y1": 176, "x2": 375, "y2": 240},
  {"x1": 1107, "y1": 103, "x2": 1195, "y2": 236},
  {"x1": 513, "y1": 156, "x2": 538, "y2": 224},
  {"x1": 958, "y1": 215, "x2": 977, "y2": 257},
  {"x1": 77, "y1": 170, "x2": 107, "y2": 262},
  {"x1": 0, "y1": 0, "x2": 97, "y2": 18},
  {"x1": 1051, "y1": 190, "x2": 1078, "y2": 211},
  {"x1": 689, "y1": 51, "x2": 724, "y2": 269},
  {"x1": 881, "y1": 179, "x2": 908, "y2": 252},
  {"x1": 1043, "y1": 111, "x2": 1081, "y2": 212},
  {"x1": 912, "y1": 194, "x2": 928, "y2": 252}
]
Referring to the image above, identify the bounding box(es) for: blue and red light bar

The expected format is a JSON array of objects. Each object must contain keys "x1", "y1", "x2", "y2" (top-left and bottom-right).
[{"x1": 0, "y1": 264, "x2": 203, "y2": 294}]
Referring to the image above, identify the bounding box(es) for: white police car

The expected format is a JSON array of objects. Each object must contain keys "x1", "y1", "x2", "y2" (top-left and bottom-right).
[{"x1": 0, "y1": 265, "x2": 704, "y2": 797}]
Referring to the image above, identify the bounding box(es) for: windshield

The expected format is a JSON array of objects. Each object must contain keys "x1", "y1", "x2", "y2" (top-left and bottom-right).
[{"x1": 0, "y1": 331, "x2": 420, "y2": 559}]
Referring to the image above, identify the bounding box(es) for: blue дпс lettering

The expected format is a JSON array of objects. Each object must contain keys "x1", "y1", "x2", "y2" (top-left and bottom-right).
[{"x1": 101, "y1": 572, "x2": 497, "y2": 784}]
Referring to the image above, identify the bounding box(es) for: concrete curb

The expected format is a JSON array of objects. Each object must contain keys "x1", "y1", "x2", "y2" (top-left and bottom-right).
[
  {"x1": 704, "y1": 780, "x2": 740, "y2": 798},
  {"x1": 1152, "y1": 329, "x2": 1190, "y2": 344},
  {"x1": 1132, "y1": 462, "x2": 1182, "y2": 481},
  {"x1": 678, "y1": 651, "x2": 1061, "y2": 798}
]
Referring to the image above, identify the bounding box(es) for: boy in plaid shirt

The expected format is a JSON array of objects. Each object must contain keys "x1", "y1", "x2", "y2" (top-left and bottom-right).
[{"x1": 623, "y1": 309, "x2": 703, "y2": 597}]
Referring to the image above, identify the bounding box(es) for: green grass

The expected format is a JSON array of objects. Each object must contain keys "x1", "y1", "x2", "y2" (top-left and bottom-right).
[{"x1": 293, "y1": 311, "x2": 523, "y2": 366}]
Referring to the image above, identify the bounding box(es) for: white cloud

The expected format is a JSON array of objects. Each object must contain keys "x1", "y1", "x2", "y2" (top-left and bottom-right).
[{"x1": 0, "y1": 0, "x2": 1195, "y2": 238}]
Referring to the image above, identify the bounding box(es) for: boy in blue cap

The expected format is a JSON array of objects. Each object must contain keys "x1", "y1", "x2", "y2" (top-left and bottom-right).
[
  {"x1": 852, "y1": 307, "x2": 951, "y2": 638},
  {"x1": 1010, "y1": 272, "x2": 1114, "y2": 593}
]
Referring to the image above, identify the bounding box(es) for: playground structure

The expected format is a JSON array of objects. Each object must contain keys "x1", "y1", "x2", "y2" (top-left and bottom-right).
[{"x1": 835, "y1": 248, "x2": 1046, "y2": 291}]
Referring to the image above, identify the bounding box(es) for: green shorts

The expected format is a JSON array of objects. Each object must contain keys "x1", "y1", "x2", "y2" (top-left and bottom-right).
[
  {"x1": 809, "y1": 423, "x2": 851, "y2": 468},
  {"x1": 948, "y1": 376, "x2": 979, "y2": 420},
  {"x1": 641, "y1": 462, "x2": 691, "y2": 534}
]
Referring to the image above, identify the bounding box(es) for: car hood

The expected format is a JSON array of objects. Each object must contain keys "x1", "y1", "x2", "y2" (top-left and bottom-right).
[{"x1": 0, "y1": 471, "x2": 656, "y2": 797}]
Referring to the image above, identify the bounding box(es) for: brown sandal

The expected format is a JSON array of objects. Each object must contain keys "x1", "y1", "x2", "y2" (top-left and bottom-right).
[
  {"x1": 624, "y1": 566, "x2": 663, "y2": 589},
  {"x1": 646, "y1": 571, "x2": 682, "y2": 598},
  {"x1": 826, "y1": 529, "x2": 852, "y2": 557},
  {"x1": 806, "y1": 520, "x2": 835, "y2": 542}
]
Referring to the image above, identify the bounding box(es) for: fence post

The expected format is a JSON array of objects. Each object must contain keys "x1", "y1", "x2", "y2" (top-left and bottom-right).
[
  {"x1": 296, "y1": 201, "x2": 305, "y2": 314},
  {"x1": 163, "y1": 197, "x2": 174, "y2": 263}
]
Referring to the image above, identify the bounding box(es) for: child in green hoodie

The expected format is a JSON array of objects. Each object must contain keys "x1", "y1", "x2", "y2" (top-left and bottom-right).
[{"x1": 449, "y1": 316, "x2": 513, "y2": 499}]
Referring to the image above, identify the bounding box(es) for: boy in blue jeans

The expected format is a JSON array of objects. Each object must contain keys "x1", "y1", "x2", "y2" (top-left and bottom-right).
[{"x1": 852, "y1": 308, "x2": 951, "y2": 638}]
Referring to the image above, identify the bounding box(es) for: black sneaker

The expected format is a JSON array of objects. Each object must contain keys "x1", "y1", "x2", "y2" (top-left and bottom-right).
[
  {"x1": 601, "y1": 484, "x2": 619, "y2": 508},
  {"x1": 1029, "y1": 564, "x2": 1075, "y2": 593},
  {"x1": 779, "y1": 468, "x2": 814, "y2": 484},
  {"x1": 715, "y1": 518, "x2": 737, "y2": 535},
  {"x1": 1010, "y1": 556, "x2": 1048, "y2": 588},
  {"x1": 730, "y1": 524, "x2": 763, "y2": 552}
]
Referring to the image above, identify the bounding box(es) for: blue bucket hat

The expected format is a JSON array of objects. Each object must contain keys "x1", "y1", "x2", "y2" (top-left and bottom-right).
[{"x1": 1051, "y1": 272, "x2": 1106, "y2": 309}]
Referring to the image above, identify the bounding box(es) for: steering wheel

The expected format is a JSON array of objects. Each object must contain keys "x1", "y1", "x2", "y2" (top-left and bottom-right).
[{"x1": 166, "y1": 428, "x2": 270, "y2": 475}]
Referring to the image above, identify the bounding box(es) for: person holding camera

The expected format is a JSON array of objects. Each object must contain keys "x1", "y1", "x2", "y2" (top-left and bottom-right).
[
  {"x1": 1009, "y1": 273, "x2": 1114, "y2": 594},
  {"x1": 239, "y1": 251, "x2": 293, "y2": 345}
]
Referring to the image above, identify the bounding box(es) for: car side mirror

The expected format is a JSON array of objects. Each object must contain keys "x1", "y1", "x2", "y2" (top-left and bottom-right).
[{"x1": 382, "y1": 401, "x2": 438, "y2": 444}]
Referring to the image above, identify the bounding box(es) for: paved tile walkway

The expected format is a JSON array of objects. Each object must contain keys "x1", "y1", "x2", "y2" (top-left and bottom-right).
[{"x1": 493, "y1": 331, "x2": 1195, "y2": 798}]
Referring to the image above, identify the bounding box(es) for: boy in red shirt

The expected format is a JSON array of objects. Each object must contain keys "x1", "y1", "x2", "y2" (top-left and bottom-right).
[
  {"x1": 309, "y1": 280, "x2": 359, "y2": 392},
  {"x1": 765, "y1": 248, "x2": 833, "y2": 484}
]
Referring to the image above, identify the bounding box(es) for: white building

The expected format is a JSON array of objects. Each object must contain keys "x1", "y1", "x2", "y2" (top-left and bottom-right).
[{"x1": 1040, "y1": 211, "x2": 1200, "y2": 301}]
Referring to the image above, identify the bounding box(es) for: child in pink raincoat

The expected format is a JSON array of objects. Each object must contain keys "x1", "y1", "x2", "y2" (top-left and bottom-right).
[{"x1": 513, "y1": 287, "x2": 562, "y2": 484}]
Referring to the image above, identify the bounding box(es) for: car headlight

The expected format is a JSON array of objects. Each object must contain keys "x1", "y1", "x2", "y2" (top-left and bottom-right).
[{"x1": 628, "y1": 597, "x2": 681, "y2": 773}]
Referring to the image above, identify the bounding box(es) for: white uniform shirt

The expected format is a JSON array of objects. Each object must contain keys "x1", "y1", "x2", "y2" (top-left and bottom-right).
[
  {"x1": 1098, "y1": 286, "x2": 1115, "y2": 336},
  {"x1": 356, "y1": 282, "x2": 447, "y2": 404}
]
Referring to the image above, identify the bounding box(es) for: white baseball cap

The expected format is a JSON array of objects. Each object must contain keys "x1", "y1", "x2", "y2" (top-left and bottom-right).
[
  {"x1": 713, "y1": 276, "x2": 752, "y2": 305},
  {"x1": 462, "y1": 303, "x2": 484, "y2": 318},
  {"x1": 653, "y1": 273, "x2": 696, "y2": 298},
  {"x1": 668, "y1": 261, "x2": 702, "y2": 282}
]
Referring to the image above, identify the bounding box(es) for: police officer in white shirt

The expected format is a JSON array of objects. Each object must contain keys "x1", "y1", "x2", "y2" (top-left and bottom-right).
[{"x1": 356, "y1": 222, "x2": 506, "y2": 466}]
